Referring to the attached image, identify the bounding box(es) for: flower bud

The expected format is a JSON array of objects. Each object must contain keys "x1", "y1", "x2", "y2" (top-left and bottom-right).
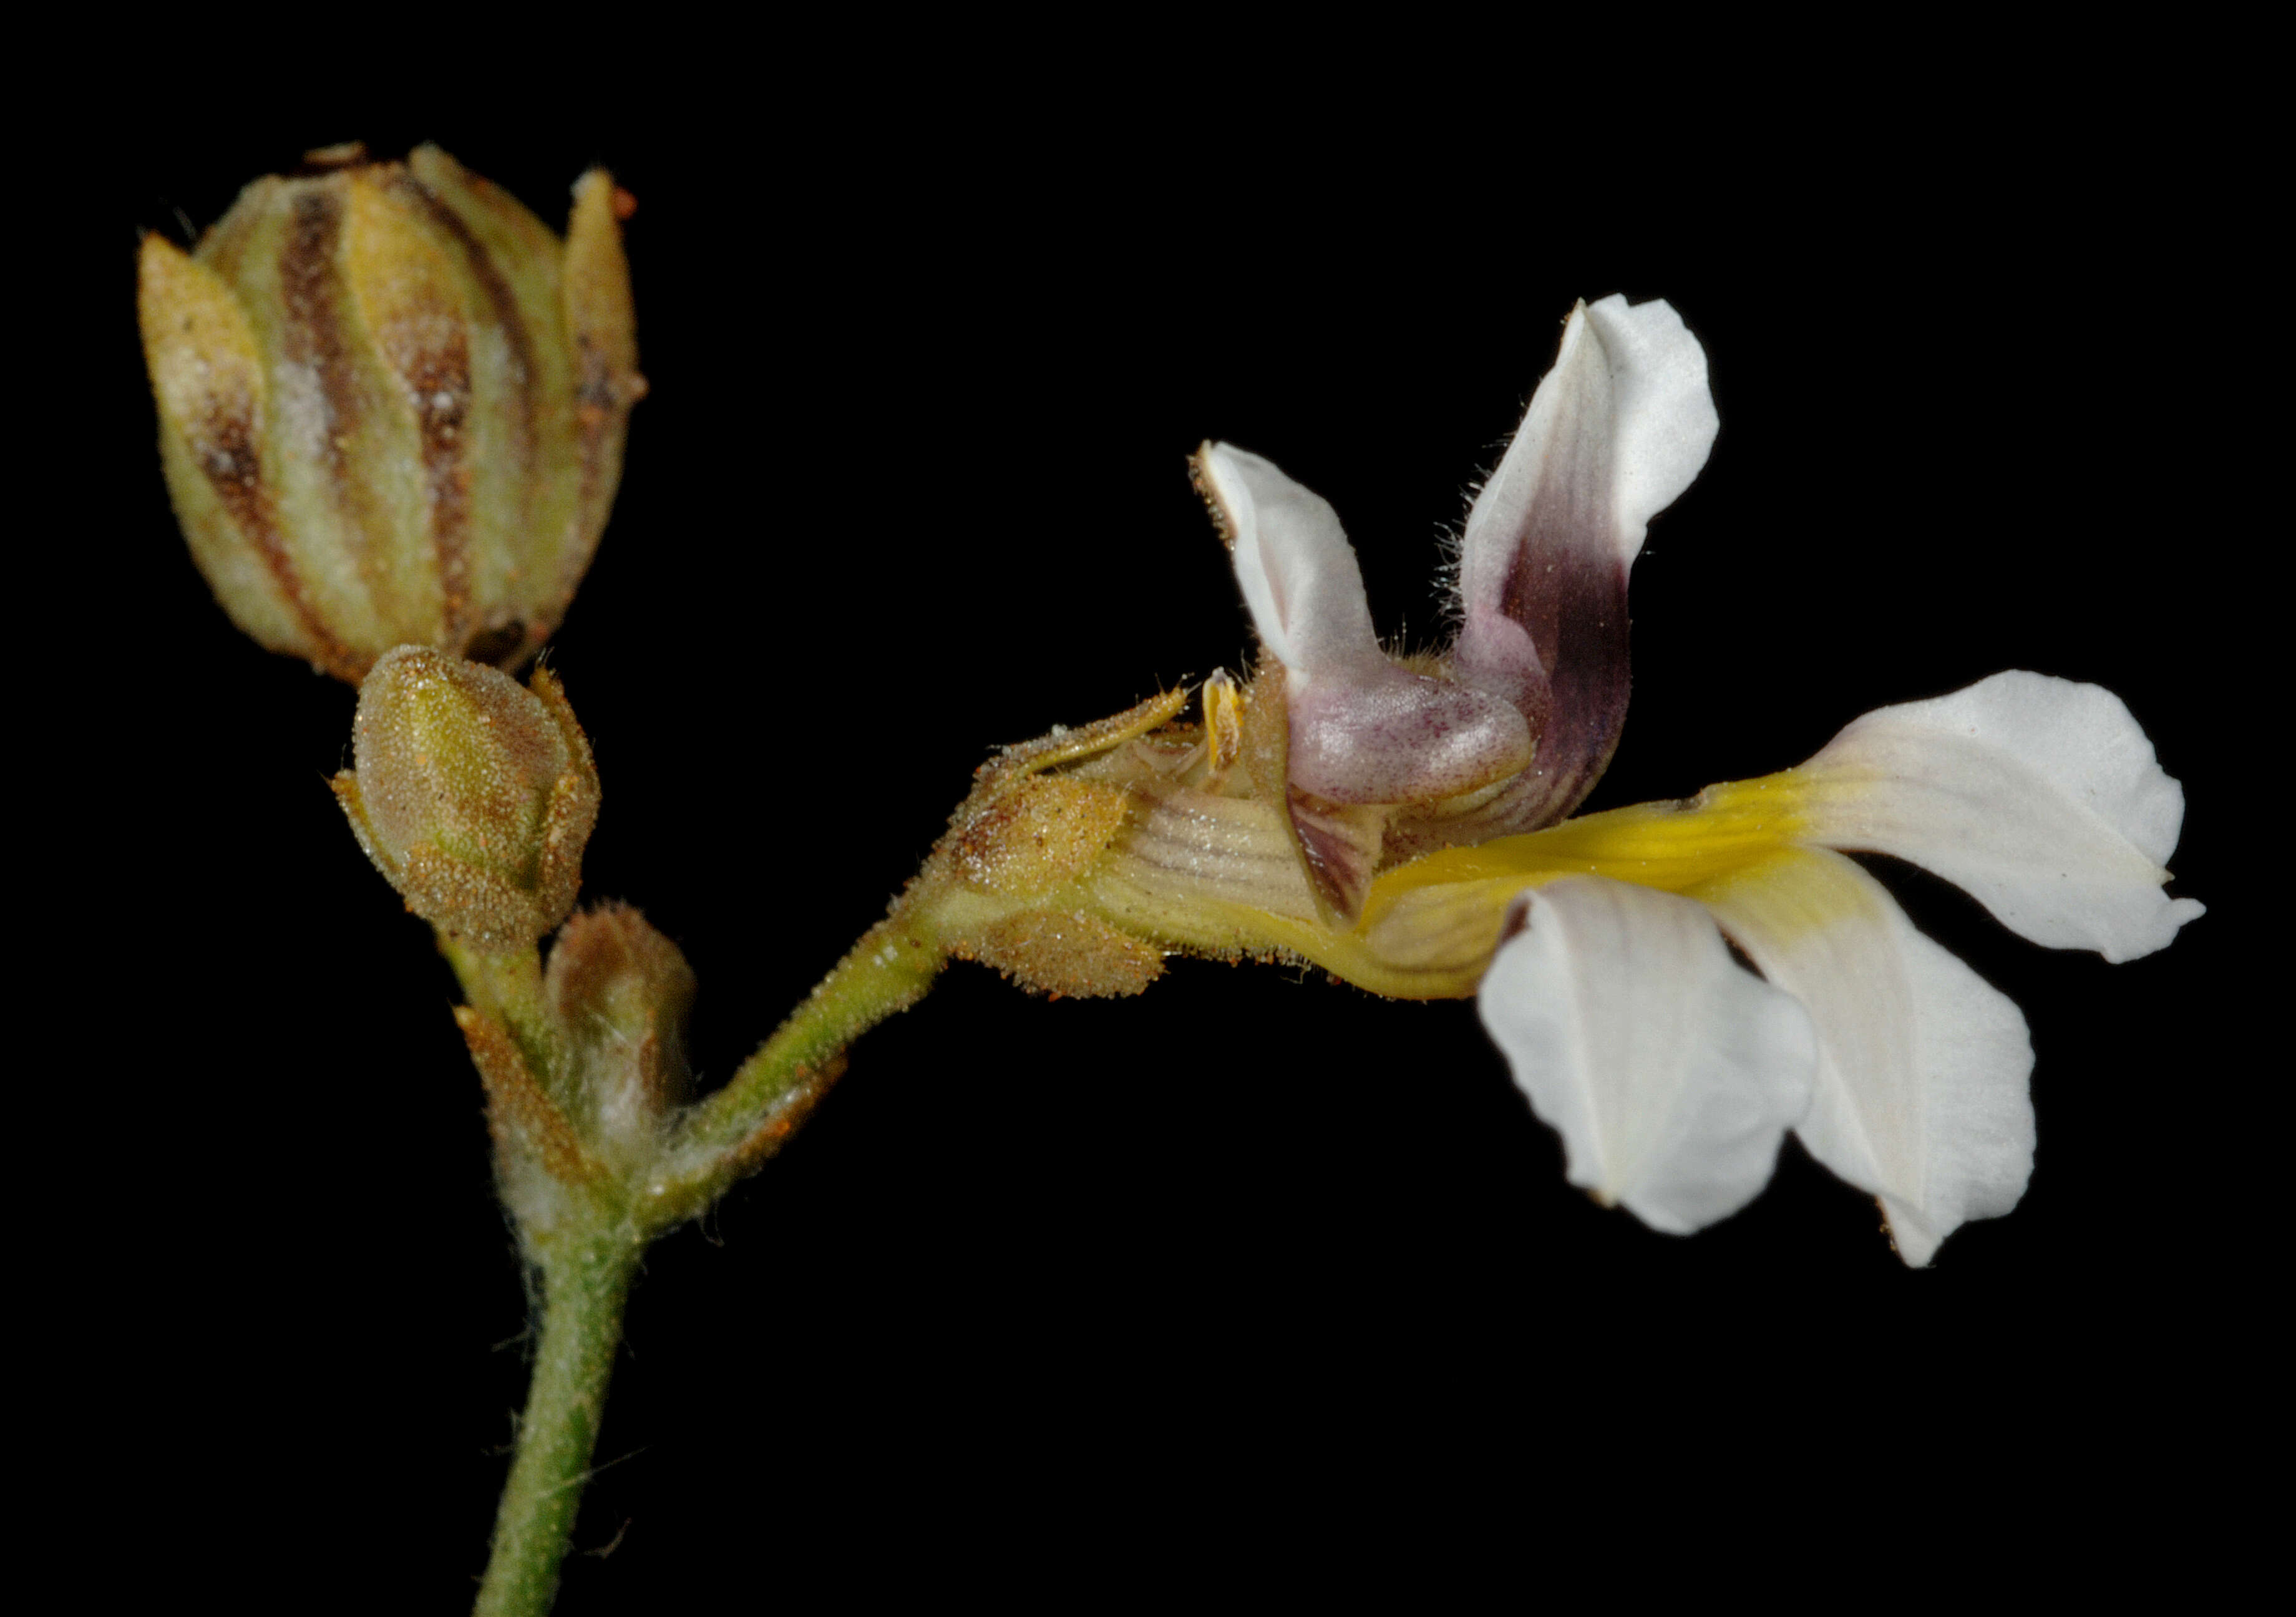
[
  {"x1": 334, "y1": 646, "x2": 600, "y2": 949},
  {"x1": 137, "y1": 142, "x2": 645, "y2": 681},
  {"x1": 930, "y1": 688, "x2": 1189, "y2": 998},
  {"x1": 545, "y1": 903, "x2": 698, "y2": 1157}
]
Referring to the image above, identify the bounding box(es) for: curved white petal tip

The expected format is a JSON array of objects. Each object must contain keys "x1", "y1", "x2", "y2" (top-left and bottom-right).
[
  {"x1": 1804, "y1": 671, "x2": 2202, "y2": 963},
  {"x1": 1695, "y1": 848, "x2": 2036, "y2": 1268},
  {"x1": 1580, "y1": 294, "x2": 1720, "y2": 564},
  {"x1": 1193, "y1": 442, "x2": 1378, "y2": 674},
  {"x1": 1477, "y1": 876, "x2": 1816, "y2": 1235},
  {"x1": 1459, "y1": 296, "x2": 1719, "y2": 600}
]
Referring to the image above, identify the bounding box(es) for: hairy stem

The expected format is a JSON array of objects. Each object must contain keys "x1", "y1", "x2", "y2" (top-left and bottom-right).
[
  {"x1": 445, "y1": 940, "x2": 562, "y2": 1090},
  {"x1": 451, "y1": 884, "x2": 956, "y2": 1610},
  {"x1": 474, "y1": 1231, "x2": 637, "y2": 1617},
  {"x1": 659, "y1": 893, "x2": 952, "y2": 1218}
]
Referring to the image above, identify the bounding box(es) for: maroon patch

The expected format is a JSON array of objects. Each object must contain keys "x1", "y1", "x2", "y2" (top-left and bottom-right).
[{"x1": 1288, "y1": 790, "x2": 1387, "y2": 921}]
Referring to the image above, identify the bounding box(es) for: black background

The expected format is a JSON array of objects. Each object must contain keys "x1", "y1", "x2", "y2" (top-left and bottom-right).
[{"x1": 57, "y1": 80, "x2": 2254, "y2": 1605}]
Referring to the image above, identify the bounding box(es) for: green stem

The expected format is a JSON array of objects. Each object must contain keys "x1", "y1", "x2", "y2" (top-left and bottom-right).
[
  {"x1": 444, "y1": 940, "x2": 562, "y2": 1087},
  {"x1": 474, "y1": 1231, "x2": 638, "y2": 1617},
  {"x1": 444, "y1": 938, "x2": 544, "y2": 1024},
  {"x1": 457, "y1": 887, "x2": 956, "y2": 1610},
  {"x1": 657, "y1": 899, "x2": 951, "y2": 1218}
]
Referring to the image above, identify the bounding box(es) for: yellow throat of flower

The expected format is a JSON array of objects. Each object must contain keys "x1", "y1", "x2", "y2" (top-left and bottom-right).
[{"x1": 913, "y1": 676, "x2": 1824, "y2": 1002}]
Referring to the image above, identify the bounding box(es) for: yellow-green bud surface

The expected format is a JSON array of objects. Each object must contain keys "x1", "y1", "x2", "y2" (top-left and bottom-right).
[{"x1": 334, "y1": 646, "x2": 599, "y2": 949}]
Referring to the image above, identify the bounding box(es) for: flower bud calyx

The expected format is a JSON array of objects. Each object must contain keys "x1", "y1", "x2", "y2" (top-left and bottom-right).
[
  {"x1": 334, "y1": 646, "x2": 599, "y2": 949},
  {"x1": 137, "y1": 143, "x2": 645, "y2": 680}
]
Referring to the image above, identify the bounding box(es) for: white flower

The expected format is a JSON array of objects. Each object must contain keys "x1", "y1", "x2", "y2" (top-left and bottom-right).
[
  {"x1": 1192, "y1": 294, "x2": 2201, "y2": 1265},
  {"x1": 1477, "y1": 671, "x2": 2201, "y2": 1264}
]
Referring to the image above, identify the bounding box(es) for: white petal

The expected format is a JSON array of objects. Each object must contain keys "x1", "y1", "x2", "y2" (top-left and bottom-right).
[
  {"x1": 1580, "y1": 295, "x2": 1721, "y2": 564},
  {"x1": 1194, "y1": 440, "x2": 1532, "y2": 808},
  {"x1": 1457, "y1": 294, "x2": 1717, "y2": 601},
  {"x1": 1455, "y1": 301, "x2": 1607, "y2": 651},
  {"x1": 1797, "y1": 671, "x2": 2203, "y2": 962},
  {"x1": 1477, "y1": 876, "x2": 1815, "y2": 1235},
  {"x1": 1693, "y1": 848, "x2": 2036, "y2": 1267},
  {"x1": 1194, "y1": 441, "x2": 1379, "y2": 676},
  {"x1": 1449, "y1": 297, "x2": 1718, "y2": 828}
]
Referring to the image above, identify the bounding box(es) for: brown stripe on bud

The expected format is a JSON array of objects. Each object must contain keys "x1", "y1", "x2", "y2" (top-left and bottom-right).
[
  {"x1": 275, "y1": 183, "x2": 416, "y2": 659},
  {"x1": 405, "y1": 143, "x2": 584, "y2": 661},
  {"x1": 278, "y1": 189, "x2": 362, "y2": 495},
  {"x1": 136, "y1": 233, "x2": 354, "y2": 674},
  {"x1": 144, "y1": 148, "x2": 644, "y2": 681},
  {"x1": 402, "y1": 163, "x2": 550, "y2": 658},
  {"x1": 406, "y1": 179, "x2": 541, "y2": 473},
  {"x1": 345, "y1": 171, "x2": 475, "y2": 650}
]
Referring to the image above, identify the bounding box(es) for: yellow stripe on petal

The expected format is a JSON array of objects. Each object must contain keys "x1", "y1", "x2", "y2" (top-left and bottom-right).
[
  {"x1": 1347, "y1": 770, "x2": 1816, "y2": 998},
  {"x1": 1685, "y1": 843, "x2": 1885, "y2": 943},
  {"x1": 1061, "y1": 764, "x2": 1826, "y2": 1001}
]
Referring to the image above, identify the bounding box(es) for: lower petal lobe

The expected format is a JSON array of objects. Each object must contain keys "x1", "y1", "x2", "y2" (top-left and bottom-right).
[{"x1": 1691, "y1": 847, "x2": 2035, "y2": 1266}]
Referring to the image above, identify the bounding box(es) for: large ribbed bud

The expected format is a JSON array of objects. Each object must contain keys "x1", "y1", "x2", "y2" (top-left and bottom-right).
[
  {"x1": 137, "y1": 143, "x2": 645, "y2": 681},
  {"x1": 334, "y1": 646, "x2": 600, "y2": 950}
]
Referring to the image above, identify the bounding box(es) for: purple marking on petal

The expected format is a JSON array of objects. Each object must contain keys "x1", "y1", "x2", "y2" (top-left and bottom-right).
[
  {"x1": 1287, "y1": 661, "x2": 1532, "y2": 807},
  {"x1": 1288, "y1": 792, "x2": 1387, "y2": 920},
  {"x1": 1446, "y1": 296, "x2": 1716, "y2": 837},
  {"x1": 1476, "y1": 550, "x2": 1631, "y2": 828}
]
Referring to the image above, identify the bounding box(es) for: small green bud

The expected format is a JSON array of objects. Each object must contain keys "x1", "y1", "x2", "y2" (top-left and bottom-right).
[
  {"x1": 334, "y1": 646, "x2": 599, "y2": 949},
  {"x1": 545, "y1": 903, "x2": 698, "y2": 1160},
  {"x1": 137, "y1": 142, "x2": 645, "y2": 681}
]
